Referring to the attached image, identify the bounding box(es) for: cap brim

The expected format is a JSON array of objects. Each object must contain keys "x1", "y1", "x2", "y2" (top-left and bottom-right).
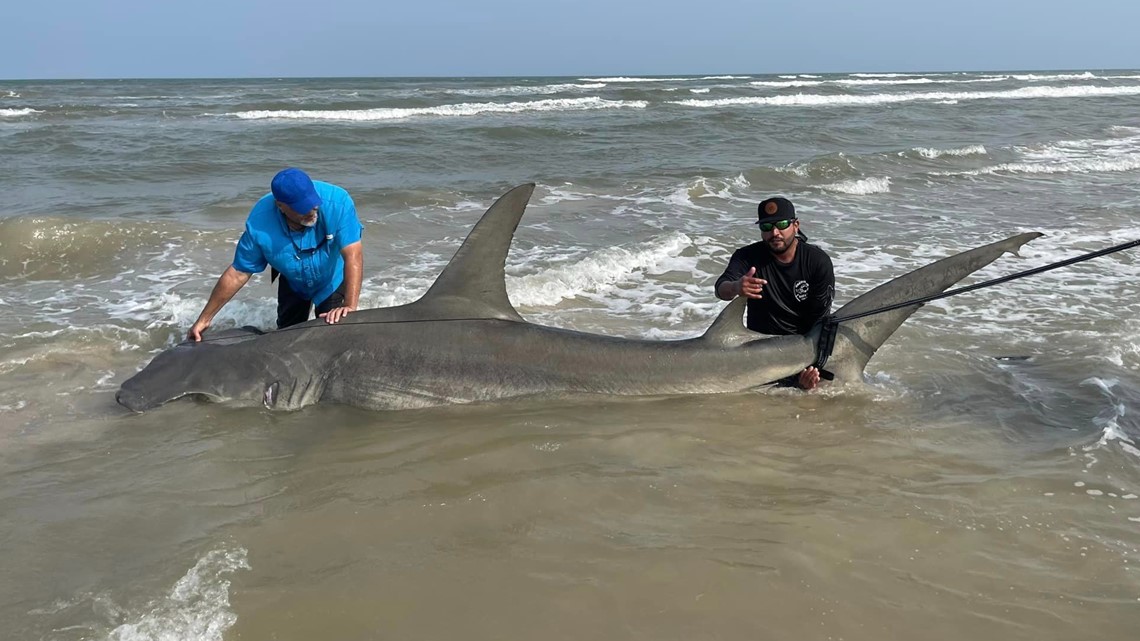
[
  {"x1": 755, "y1": 215, "x2": 795, "y2": 225},
  {"x1": 284, "y1": 194, "x2": 322, "y2": 214}
]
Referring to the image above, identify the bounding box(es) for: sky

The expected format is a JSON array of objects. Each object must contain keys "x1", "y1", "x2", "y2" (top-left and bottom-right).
[{"x1": 4, "y1": 0, "x2": 1140, "y2": 79}]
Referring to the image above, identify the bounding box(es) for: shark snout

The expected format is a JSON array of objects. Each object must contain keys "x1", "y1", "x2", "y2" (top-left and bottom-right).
[{"x1": 116, "y1": 387, "x2": 157, "y2": 413}]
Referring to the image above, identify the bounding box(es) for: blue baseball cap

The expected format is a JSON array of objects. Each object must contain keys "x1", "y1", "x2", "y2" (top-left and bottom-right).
[{"x1": 271, "y1": 168, "x2": 322, "y2": 214}]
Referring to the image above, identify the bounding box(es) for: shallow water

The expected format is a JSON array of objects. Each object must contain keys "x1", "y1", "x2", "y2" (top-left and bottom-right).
[{"x1": 2, "y1": 71, "x2": 1139, "y2": 640}]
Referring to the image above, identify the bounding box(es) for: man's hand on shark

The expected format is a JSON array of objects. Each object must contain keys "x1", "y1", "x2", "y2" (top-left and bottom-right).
[
  {"x1": 799, "y1": 366, "x2": 821, "y2": 391},
  {"x1": 320, "y1": 306, "x2": 356, "y2": 324}
]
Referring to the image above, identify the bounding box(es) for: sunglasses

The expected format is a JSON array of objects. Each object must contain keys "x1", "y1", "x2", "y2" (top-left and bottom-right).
[{"x1": 759, "y1": 219, "x2": 796, "y2": 232}]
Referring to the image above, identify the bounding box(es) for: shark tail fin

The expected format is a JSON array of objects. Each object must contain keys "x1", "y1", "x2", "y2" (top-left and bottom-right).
[
  {"x1": 824, "y1": 231, "x2": 1043, "y2": 381},
  {"x1": 410, "y1": 183, "x2": 535, "y2": 322}
]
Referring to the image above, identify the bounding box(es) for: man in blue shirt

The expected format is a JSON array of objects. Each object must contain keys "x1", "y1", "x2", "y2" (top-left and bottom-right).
[{"x1": 188, "y1": 168, "x2": 364, "y2": 342}]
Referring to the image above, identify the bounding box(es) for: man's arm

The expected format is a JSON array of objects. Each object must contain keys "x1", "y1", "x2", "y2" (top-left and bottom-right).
[
  {"x1": 188, "y1": 266, "x2": 253, "y2": 342},
  {"x1": 715, "y1": 249, "x2": 766, "y2": 301},
  {"x1": 716, "y1": 278, "x2": 741, "y2": 301},
  {"x1": 320, "y1": 241, "x2": 362, "y2": 324}
]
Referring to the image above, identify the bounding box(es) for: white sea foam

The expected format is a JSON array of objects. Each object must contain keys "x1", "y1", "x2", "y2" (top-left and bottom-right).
[
  {"x1": 944, "y1": 155, "x2": 1140, "y2": 177},
  {"x1": 672, "y1": 84, "x2": 1140, "y2": 108},
  {"x1": 1081, "y1": 378, "x2": 1140, "y2": 461},
  {"x1": 110, "y1": 289, "x2": 277, "y2": 334},
  {"x1": 683, "y1": 174, "x2": 751, "y2": 201},
  {"x1": 539, "y1": 185, "x2": 595, "y2": 205},
  {"x1": 820, "y1": 176, "x2": 892, "y2": 194},
  {"x1": 1011, "y1": 72, "x2": 1097, "y2": 81},
  {"x1": 508, "y1": 232, "x2": 693, "y2": 307},
  {"x1": 835, "y1": 77, "x2": 946, "y2": 86},
  {"x1": 0, "y1": 108, "x2": 41, "y2": 117},
  {"x1": 231, "y1": 97, "x2": 647, "y2": 121},
  {"x1": 842, "y1": 77, "x2": 992, "y2": 86},
  {"x1": 689, "y1": 88, "x2": 710, "y2": 94},
  {"x1": 850, "y1": 72, "x2": 934, "y2": 78},
  {"x1": 0, "y1": 400, "x2": 27, "y2": 412},
  {"x1": 750, "y1": 80, "x2": 826, "y2": 88},
  {"x1": 579, "y1": 76, "x2": 691, "y2": 83},
  {"x1": 446, "y1": 83, "x2": 606, "y2": 97},
  {"x1": 914, "y1": 144, "x2": 988, "y2": 158},
  {"x1": 107, "y1": 547, "x2": 249, "y2": 641}
]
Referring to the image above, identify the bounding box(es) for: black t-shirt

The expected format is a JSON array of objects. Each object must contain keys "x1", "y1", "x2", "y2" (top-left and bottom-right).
[{"x1": 715, "y1": 240, "x2": 835, "y2": 335}]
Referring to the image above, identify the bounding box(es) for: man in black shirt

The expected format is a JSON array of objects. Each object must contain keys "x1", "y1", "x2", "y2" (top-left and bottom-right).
[{"x1": 715, "y1": 196, "x2": 835, "y2": 390}]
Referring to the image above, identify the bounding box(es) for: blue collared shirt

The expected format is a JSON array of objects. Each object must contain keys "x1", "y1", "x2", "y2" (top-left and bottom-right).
[{"x1": 232, "y1": 181, "x2": 363, "y2": 306}]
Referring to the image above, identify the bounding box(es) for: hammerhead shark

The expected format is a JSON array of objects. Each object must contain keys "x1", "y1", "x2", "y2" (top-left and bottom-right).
[{"x1": 117, "y1": 183, "x2": 1040, "y2": 412}]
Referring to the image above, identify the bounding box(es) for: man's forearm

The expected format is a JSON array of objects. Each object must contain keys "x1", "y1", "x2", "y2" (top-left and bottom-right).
[
  {"x1": 341, "y1": 243, "x2": 363, "y2": 308},
  {"x1": 198, "y1": 266, "x2": 251, "y2": 322},
  {"x1": 716, "y1": 279, "x2": 740, "y2": 301}
]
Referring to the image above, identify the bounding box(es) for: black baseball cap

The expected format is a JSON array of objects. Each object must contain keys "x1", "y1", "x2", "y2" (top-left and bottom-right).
[{"x1": 756, "y1": 197, "x2": 796, "y2": 225}]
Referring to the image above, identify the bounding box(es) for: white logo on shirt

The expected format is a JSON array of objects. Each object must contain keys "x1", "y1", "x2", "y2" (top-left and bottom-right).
[{"x1": 794, "y1": 280, "x2": 810, "y2": 302}]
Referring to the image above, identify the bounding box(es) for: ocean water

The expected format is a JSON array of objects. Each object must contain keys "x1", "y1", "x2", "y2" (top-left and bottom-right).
[{"x1": 2, "y1": 71, "x2": 1140, "y2": 640}]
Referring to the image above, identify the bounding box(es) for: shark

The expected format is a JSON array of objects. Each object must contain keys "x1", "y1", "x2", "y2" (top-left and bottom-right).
[{"x1": 116, "y1": 183, "x2": 1041, "y2": 412}]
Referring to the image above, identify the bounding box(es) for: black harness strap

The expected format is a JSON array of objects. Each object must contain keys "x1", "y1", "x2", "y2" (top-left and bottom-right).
[{"x1": 812, "y1": 315, "x2": 839, "y2": 381}]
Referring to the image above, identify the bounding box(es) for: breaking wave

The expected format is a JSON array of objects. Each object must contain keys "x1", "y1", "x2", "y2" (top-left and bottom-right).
[
  {"x1": 509, "y1": 232, "x2": 694, "y2": 307},
  {"x1": 231, "y1": 97, "x2": 648, "y2": 121},
  {"x1": 107, "y1": 547, "x2": 249, "y2": 641},
  {"x1": 913, "y1": 144, "x2": 989, "y2": 158},
  {"x1": 445, "y1": 83, "x2": 606, "y2": 97},
  {"x1": 672, "y1": 84, "x2": 1140, "y2": 108},
  {"x1": 0, "y1": 108, "x2": 42, "y2": 117},
  {"x1": 820, "y1": 176, "x2": 892, "y2": 194}
]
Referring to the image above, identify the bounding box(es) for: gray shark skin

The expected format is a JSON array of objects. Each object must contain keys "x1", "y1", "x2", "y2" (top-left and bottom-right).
[{"x1": 117, "y1": 184, "x2": 1041, "y2": 412}]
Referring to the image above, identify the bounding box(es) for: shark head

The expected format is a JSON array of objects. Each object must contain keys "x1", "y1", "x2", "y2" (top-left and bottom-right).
[
  {"x1": 117, "y1": 342, "x2": 265, "y2": 411},
  {"x1": 116, "y1": 327, "x2": 325, "y2": 412}
]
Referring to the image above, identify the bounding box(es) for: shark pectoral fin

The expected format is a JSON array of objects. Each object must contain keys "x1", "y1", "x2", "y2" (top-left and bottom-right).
[
  {"x1": 699, "y1": 297, "x2": 758, "y2": 348},
  {"x1": 411, "y1": 183, "x2": 535, "y2": 322}
]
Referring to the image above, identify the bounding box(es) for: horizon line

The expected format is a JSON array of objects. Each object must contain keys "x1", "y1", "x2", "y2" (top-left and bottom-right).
[{"x1": 3, "y1": 66, "x2": 1138, "y2": 83}]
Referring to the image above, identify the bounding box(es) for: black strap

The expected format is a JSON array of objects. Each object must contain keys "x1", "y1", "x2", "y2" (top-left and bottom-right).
[{"x1": 812, "y1": 315, "x2": 838, "y2": 381}]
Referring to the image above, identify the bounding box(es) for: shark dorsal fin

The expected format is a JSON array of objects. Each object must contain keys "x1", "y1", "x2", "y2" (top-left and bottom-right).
[
  {"x1": 698, "y1": 297, "x2": 758, "y2": 347},
  {"x1": 410, "y1": 183, "x2": 535, "y2": 322}
]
